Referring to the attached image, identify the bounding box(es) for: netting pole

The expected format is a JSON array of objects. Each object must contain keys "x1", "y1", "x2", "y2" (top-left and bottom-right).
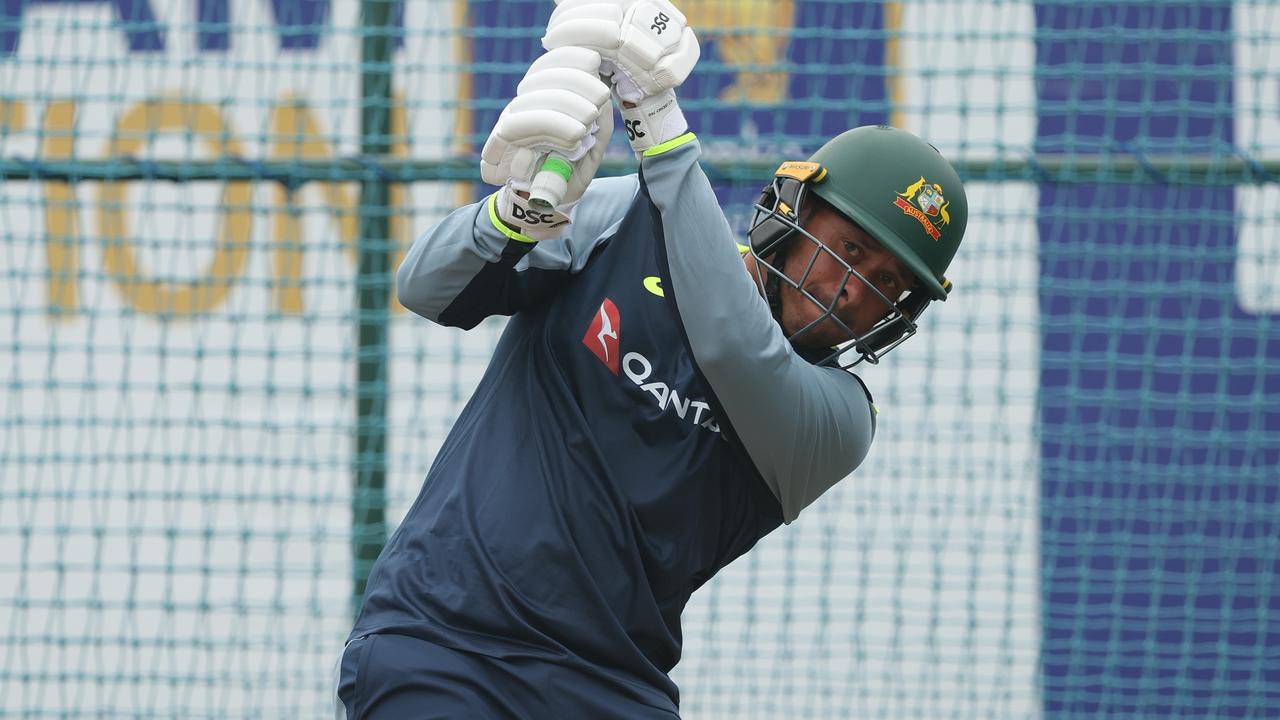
[{"x1": 352, "y1": 0, "x2": 394, "y2": 619}]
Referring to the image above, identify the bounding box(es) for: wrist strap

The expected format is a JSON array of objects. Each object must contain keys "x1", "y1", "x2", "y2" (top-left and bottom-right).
[
  {"x1": 494, "y1": 186, "x2": 573, "y2": 242},
  {"x1": 619, "y1": 91, "x2": 687, "y2": 152}
]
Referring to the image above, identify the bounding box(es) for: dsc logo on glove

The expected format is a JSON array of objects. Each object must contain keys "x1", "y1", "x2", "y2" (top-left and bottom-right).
[
  {"x1": 651, "y1": 11, "x2": 670, "y2": 35},
  {"x1": 624, "y1": 119, "x2": 647, "y2": 141},
  {"x1": 509, "y1": 204, "x2": 558, "y2": 226}
]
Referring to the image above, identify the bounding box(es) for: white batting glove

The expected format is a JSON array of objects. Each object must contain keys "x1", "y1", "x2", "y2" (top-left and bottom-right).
[
  {"x1": 543, "y1": 0, "x2": 695, "y2": 152},
  {"x1": 543, "y1": 0, "x2": 700, "y2": 103},
  {"x1": 481, "y1": 46, "x2": 614, "y2": 239}
]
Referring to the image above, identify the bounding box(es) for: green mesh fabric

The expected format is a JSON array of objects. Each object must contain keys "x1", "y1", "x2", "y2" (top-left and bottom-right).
[{"x1": 2, "y1": 1, "x2": 1277, "y2": 718}]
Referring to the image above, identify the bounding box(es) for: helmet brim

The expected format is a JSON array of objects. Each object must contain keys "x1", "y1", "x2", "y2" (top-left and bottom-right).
[{"x1": 811, "y1": 185, "x2": 950, "y2": 302}]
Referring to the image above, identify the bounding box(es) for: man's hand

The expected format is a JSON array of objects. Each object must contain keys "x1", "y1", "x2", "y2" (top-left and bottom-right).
[
  {"x1": 543, "y1": 0, "x2": 698, "y2": 153},
  {"x1": 543, "y1": 0, "x2": 699, "y2": 103},
  {"x1": 481, "y1": 46, "x2": 614, "y2": 239}
]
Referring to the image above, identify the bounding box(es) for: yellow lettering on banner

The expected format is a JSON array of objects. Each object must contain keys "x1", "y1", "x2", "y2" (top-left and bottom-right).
[
  {"x1": 99, "y1": 99, "x2": 252, "y2": 316},
  {"x1": 0, "y1": 98, "x2": 23, "y2": 129},
  {"x1": 268, "y1": 96, "x2": 409, "y2": 314},
  {"x1": 883, "y1": 2, "x2": 905, "y2": 129},
  {"x1": 266, "y1": 98, "x2": 312, "y2": 315},
  {"x1": 42, "y1": 100, "x2": 81, "y2": 318},
  {"x1": 3, "y1": 98, "x2": 83, "y2": 320},
  {"x1": 683, "y1": 0, "x2": 794, "y2": 103}
]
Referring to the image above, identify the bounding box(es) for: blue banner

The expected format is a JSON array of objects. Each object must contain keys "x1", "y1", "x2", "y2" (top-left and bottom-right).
[{"x1": 1036, "y1": 2, "x2": 1280, "y2": 715}]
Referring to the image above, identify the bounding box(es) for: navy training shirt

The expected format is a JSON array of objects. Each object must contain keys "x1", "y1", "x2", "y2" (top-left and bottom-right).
[{"x1": 352, "y1": 134, "x2": 876, "y2": 711}]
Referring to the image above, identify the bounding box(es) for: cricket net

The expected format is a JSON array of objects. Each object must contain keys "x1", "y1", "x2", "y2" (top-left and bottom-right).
[{"x1": 1, "y1": 1, "x2": 1277, "y2": 717}]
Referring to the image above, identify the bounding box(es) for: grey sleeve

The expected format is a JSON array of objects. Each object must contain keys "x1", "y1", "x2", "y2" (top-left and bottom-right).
[
  {"x1": 396, "y1": 176, "x2": 640, "y2": 326},
  {"x1": 639, "y1": 135, "x2": 876, "y2": 523}
]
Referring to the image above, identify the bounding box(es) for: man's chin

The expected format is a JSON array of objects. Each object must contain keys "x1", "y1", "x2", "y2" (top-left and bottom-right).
[{"x1": 783, "y1": 318, "x2": 855, "y2": 350}]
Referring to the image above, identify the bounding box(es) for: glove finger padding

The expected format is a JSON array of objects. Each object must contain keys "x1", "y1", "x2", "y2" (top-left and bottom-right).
[
  {"x1": 548, "y1": 0, "x2": 687, "y2": 35},
  {"x1": 481, "y1": 46, "x2": 615, "y2": 239},
  {"x1": 499, "y1": 98, "x2": 595, "y2": 149},
  {"x1": 522, "y1": 45, "x2": 611, "y2": 90},
  {"x1": 543, "y1": 0, "x2": 699, "y2": 102},
  {"x1": 544, "y1": 2, "x2": 626, "y2": 52},
  {"x1": 618, "y1": 25, "x2": 698, "y2": 102},
  {"x1": 480, "y1": 46, "x2": 610, "y2": 191}
]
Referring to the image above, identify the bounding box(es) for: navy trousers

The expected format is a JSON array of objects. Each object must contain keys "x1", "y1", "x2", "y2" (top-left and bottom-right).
[{"x1": 335, "y1": 633, "x2": 680, "y2": 719}]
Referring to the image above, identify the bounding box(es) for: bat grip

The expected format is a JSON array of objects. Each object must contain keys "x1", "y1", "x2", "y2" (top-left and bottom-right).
[{"x1": 528, "y1": 155, "x2": 573, "y2": 210}]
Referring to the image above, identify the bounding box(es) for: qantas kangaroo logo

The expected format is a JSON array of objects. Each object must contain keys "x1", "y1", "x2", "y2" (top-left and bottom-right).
[{"x1": 583, "y1": 298, "x2": 621, "y2": 375}]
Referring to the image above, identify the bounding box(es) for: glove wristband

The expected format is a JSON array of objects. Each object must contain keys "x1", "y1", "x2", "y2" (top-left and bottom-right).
[
  {"x1": 619, "y1": 91, "x2": 687, "y2": 153},
  {"x1": 494, "y1": 185, "x2": 574, "y2": 242}
]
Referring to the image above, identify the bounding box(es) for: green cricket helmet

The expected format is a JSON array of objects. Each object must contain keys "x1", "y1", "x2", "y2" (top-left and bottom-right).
[{"x1": 747, "y1": 125, "x2": 968, "y2": 366}]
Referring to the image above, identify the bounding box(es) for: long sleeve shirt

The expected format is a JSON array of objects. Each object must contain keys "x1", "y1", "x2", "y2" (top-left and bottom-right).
[{"x1": 350, "y1": 134, "x2": 876, "y2": 711}]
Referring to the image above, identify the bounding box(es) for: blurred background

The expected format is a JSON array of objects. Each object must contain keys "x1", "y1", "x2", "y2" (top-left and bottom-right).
[{"x1": 1, "y1": 0, "x2": 1276, "y2": 717}]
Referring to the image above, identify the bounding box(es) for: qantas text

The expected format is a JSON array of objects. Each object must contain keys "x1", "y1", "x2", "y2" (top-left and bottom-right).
[{"x1": 621, "y1": 351, "x2": 720, "y2": 433}]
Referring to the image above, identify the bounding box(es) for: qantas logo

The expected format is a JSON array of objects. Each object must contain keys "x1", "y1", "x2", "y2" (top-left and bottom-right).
[
  {"x1": 582, "y1": 298, "x2": 621, "y2": 374},
  {"x1": 581, "y1": 296, "x2": 719, "y2": 433}
]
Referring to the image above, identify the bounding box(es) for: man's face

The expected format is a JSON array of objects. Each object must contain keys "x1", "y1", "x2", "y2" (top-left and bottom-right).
[{"x1": 774, "y1": 199, "x2": 915, "y2": 349}]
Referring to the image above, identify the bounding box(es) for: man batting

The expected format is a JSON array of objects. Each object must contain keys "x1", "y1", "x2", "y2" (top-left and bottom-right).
[{"x1": 336, "y1": 1, "x2": 967, "y2": 717}]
